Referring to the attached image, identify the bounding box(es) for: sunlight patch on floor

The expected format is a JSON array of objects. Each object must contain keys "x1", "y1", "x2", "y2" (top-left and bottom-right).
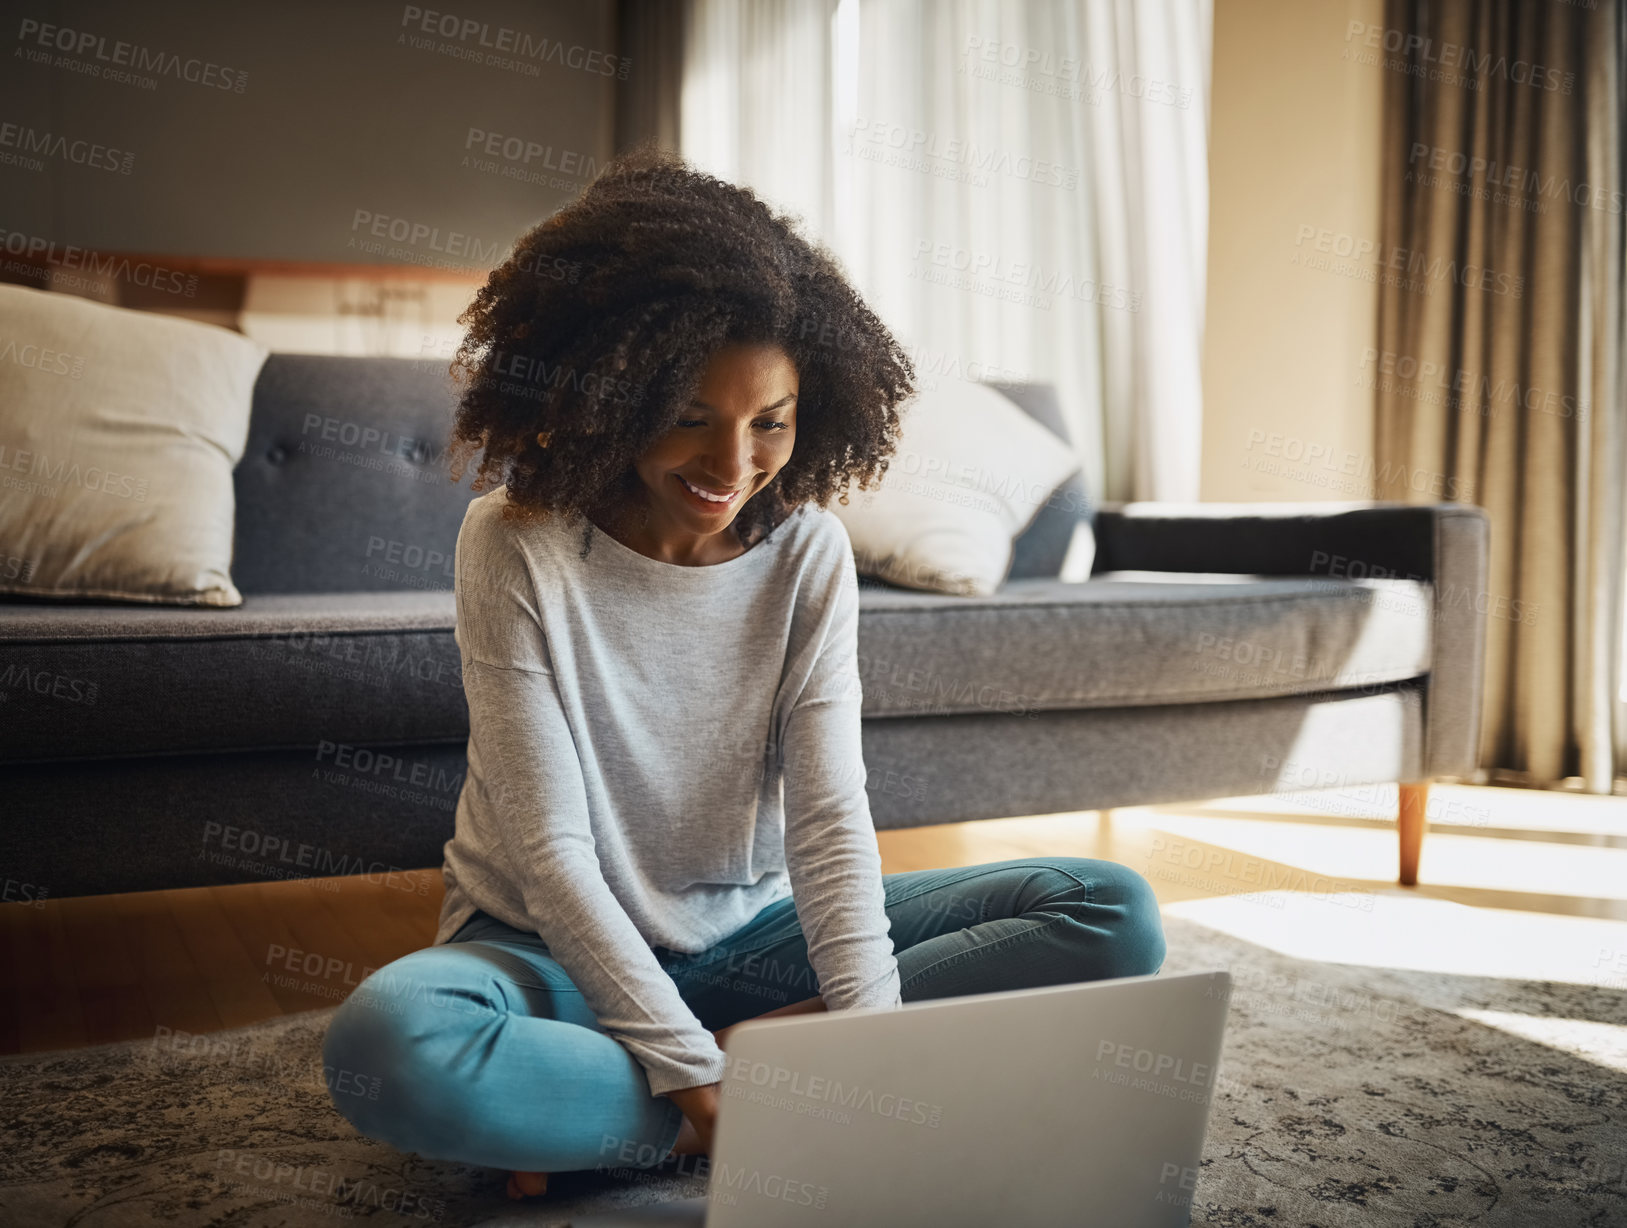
[
  {"x1": 903, "y1": 790, "x2": 1627, "y2": 994},
  {"x1": 1453, "y1": 1009, "x2": 1627, "y2": 1073},
  {"x1": 1143, "y1": 812, "x2": 1627, "y2": 900},
  {"x1": 1174, "y1": 782, "x2": 1627, "y2": 836},
  {"x1": 1159, "y1": 890, "x2": 1627, "y2": 988}
]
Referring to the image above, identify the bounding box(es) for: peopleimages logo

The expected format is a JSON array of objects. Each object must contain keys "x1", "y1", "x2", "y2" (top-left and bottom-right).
[
  {"x1": 0, "y1": 337, "x2": 86, "y2": 378},
  {"x1": 1242, "y1": 427, "x2": 1472, "y2": 500},
  {"x1": 960, "y1": 35, "x2": 1193, "y2": 108},
  {"x1": 0, "y1": 662, "x2": 99, "y2": 704},
  {"x1": 0, "y1": 120, "x2": 135, "y2": 174},
  {"x1": 1292, "y1": 224, "x2": 1524, "y2": 299},
  {"x1": 398, "y1": 5, "x2": 630, "y2": 79},
  {"x1": 1358, "y1": 347, "x2": 1589, "y2": 422},
  {"x1": 912, "y1": 238, "x2": 1142, "y2": 312},
  {"x1": 1343, "y1": 19, "x2": 1574, "y2": 94},
  {"x1": 726, "y1": 1055, "x2": 945, "y2": 1128},
  {"x1": 14, "y1": 17, "x2": 250, "y2": 92},
  {"x1": 348, "y1": 209, "x2": 506, "y2": 265},
  {"x1": 0, "y1": 228, "x2": 199, "y2": 297},
  {"x1": 848, "y1": 118, "x2": 1080, "y2": 189},
  {"x1": 1093, "y1": 1038, "x2": 1214, "y2": 1103},
  {"x1": 463, "y1": 127, "x2": 599, "y2": 176},
  {"x1": 1406, "y1": 141, "x2": 1624, "y2": 216},
  {"x1": 0, "y1": 443, "x2": 149, "y2": 500}
]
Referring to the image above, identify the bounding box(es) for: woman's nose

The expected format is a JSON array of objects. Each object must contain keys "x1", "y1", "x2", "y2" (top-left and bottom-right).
[{"x1": 697, "y1": 430, "x2": 757, "y2": 483}]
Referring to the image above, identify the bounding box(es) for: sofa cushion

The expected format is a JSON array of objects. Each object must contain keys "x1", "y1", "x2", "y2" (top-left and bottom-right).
[
  {"x1": 0, "y1": 592, "x2": 464, "y2": 764},
  {"x1": 853, "y1": 572, "x2": 1433, "y2": 719},
  {"x1": 0, "y1": 284, "x2": 269, "y2": 606},
  {"x1": 986, "y1": 381, "x2": 1094, "y2": 582},
  {"x1": 831, "y1": 380, "x2": 1083, "y2": 596},
  {"x1": 0, "y1": 572, "x2": 1433, "y2": 763}
]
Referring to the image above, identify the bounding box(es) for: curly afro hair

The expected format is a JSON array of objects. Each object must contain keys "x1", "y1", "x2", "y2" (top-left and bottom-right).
[{"x1": 445, "y1": 143, "x2": 917, "y2": 552}]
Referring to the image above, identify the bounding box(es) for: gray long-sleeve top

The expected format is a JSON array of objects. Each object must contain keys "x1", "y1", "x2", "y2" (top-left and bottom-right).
[{"x1": 434, "y1": 486, "x2": 903, "y2": 1097}]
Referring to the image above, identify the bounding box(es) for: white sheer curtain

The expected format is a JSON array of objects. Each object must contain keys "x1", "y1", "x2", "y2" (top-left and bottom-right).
[{"x1": 681, "y1": 0, "x2": 1211, "y2": 503}]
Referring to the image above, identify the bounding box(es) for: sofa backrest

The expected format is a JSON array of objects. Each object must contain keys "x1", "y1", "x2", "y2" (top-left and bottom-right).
[
  {"x1": 230, "y1": 356, "x2": 1084, "y2": 594},
  {"x1": 232, "y1": 354, "x2": 479, "y2": 594}
]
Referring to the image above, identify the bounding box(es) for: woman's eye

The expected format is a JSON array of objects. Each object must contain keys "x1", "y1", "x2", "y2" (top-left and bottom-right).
[{"x1": 675, "y1": 420, "x2": 790, "y2": 431}]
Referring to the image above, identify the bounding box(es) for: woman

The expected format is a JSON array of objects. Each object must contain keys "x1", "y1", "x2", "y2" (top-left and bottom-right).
[{"x1": 321, "y1": 146, "x2": 1166, "y2": 1201}]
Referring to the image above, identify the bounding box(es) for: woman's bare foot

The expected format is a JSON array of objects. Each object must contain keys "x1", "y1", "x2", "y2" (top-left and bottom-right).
[
  {"x1": 503, "y1": 1103, "x2": 704, "y2": 1200},
  {"x1": 667, "y1": 1112, "x2": 705, "y2": 1157},
  {"x1": 506, "y1": 1170, "x2": 548, "y2": 1200},
  {"x1": 499, "y1": 1010, "x2": 821, "y2": 1201},
  {"x1": 504, "y1": 1112, "x2": 701, "y2": 1200}
]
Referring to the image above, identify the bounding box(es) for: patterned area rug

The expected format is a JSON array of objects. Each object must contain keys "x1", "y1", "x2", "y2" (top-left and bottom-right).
[{"x1": 1, "y1": 910, "x2": 1623, "y2": 1227}]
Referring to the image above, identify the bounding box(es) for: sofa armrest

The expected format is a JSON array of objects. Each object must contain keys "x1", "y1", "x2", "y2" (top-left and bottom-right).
[{"x1": 1092, "y1": 501, "x2": 1490, "y2": 779}]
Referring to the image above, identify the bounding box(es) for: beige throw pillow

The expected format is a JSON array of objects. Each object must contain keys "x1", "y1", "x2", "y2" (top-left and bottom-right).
[
  {"x1": 831, "y1": 381, "x2": 1083, "y2": 596},
  {"x1": 0, "y1": 284, "x2": 268, "y2": 606}
]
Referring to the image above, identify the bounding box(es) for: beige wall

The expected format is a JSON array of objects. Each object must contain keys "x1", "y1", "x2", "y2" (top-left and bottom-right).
[{"x1": 1200, "y1": 0, "x2": 1386, "y2": 502}]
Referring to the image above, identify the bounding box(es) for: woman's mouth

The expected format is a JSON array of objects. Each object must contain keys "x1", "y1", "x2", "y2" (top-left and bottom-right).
[{"x1": 674, "y1": 473, "x2": 743, "y2": 511}]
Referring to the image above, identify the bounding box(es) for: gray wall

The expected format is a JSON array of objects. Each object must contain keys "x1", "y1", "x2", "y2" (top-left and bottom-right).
[{"x1": 1, "y1": 0, "x2": 619, "y2": 265}]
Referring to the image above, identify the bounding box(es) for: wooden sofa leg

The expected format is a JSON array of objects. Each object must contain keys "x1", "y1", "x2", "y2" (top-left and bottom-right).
[{"x1": 1398, "y1": 781, "x2": 1429, "y2": 886}]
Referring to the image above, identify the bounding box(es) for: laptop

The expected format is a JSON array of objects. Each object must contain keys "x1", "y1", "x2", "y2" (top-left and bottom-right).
[{"x1": 570, "y1": 969, "x2": 1232, "y2": 1227}]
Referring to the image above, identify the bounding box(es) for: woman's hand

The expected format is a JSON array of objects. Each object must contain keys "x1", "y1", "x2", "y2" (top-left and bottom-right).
[
  {"x1": 671, "y1": 996, "x2": 826, "y2": 1158},
  {"x1": 517, "y1": 997, "x2": 829, "y2": 1191},
  {"x1": 665, "y1": 1082, "x2": 721, "y2": 1155},
  {"x1": 710, "y1": 1021, "x2": 740, "y2": 1052}
]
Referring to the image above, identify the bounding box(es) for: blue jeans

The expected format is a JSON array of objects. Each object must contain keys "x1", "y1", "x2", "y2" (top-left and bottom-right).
[{"x1": 321, "y1": 856, "x2": 1165, "y2": 1174}]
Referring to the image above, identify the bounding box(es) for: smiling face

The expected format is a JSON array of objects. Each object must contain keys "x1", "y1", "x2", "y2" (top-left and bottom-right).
[{"x1": 618, "y1": 341, "x2": 799, "y2": 564}]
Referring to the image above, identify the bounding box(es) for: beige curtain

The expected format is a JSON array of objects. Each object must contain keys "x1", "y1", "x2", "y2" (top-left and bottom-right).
[
  {"x1": 677, "y1": 0, "x2": 1213, "y2": 505},
  {"x1": 1375, "y1": 0, "x2": 1626, "y2": 790}
]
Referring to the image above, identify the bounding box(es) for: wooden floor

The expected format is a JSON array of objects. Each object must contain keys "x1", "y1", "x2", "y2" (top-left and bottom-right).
[{"x1": 3, "y1": 782, "x2": 1625, "y2": 1055}]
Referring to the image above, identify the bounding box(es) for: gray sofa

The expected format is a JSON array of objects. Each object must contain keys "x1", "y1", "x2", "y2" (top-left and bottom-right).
[{"x1": 0, "y1": 355, "x2": 1489, "y2": 899}]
